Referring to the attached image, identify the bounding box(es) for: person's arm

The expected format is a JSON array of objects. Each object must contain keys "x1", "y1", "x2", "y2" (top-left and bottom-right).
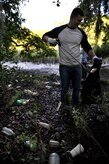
[
  {"x1": 42, "y1": 26, "x2": 61, "y2": 46},
  {"x1": 42, "y1": 35, "x2": 49, "y2": 43},
  {"x1": 87, "y1": 49, "x2": 96, "y2": 59},
  {"x1": 80, "y1": 28, "x2": 99, "y2": 59},
  {"x1": 42, "y1": 25, "x2": 67, "y2": 46},
  {"x1": 87, "y1": 49, "x2": 102, "y2": 73},
  {"x1": 42, "y1": 35, "x2": 57, "y2": 45},
  {"x1": 42, "y1": 34, "x2": 57, "y2": 46},
  {"x1": 80, "y1": 29, "x2": 102, "y2": 71},
  {"x1": 87, "y1": 49, "x2": 102, "y2": 62}
]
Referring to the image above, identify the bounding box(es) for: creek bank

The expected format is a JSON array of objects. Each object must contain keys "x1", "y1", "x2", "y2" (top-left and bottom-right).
[{"x1": 0, "y1": 68, "x2": 109, "y2": 164}]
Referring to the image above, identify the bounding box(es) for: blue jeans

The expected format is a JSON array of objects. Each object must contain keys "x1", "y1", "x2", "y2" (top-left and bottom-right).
[{"x1": 59, "y1": 64, "x2": 82, "y2": 107}]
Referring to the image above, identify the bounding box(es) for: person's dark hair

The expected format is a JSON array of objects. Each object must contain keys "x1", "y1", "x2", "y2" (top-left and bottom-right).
[{"x1": 70, "y1": 7, "x2": 84, "y2": 18}]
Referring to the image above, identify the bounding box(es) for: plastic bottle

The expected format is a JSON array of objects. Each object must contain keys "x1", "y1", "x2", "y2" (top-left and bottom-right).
[
  {"x1": 24, "y1": 89, "x2": 39, "y2": 96},
  {"x1": 38, "y1": 121, "x2": 51, "y2": 130},
  {"x1": 48, "y1": 153, "x2": 60, "y2": 164},
  {"x1": 16, "y1": 99, "x2": 29, "y2": 105},
  {"x1": 2, "y1": 127, "x2": 15, "y2": 136},
  {"x1": 49, "y1": 140, "x2": 60, "y2": 148}
]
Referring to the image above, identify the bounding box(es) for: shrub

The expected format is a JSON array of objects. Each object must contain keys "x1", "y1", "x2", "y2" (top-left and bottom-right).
[{"x1": 94, "y1": 43, "x2": 109, "y2": 58}]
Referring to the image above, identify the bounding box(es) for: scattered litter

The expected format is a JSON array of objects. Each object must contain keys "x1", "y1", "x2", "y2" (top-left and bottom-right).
[
  {"x1": 16, "y1": 99, "x2": 30, "y2": 105},
  {"x1": 24, "y1": 89, "x2": 39, "y2": 96},
  {"x1": 2, "y1": 127, "x2": 15, "y2": 136},
  {"x1": 26, "y1": 111, "x2": 33, "y2": 117},
  {"x1": 52, "y1": 82, "x2": 60, "y2": 86},
  {"x1": 56, "y1": 101, "x2": 62, "y2": 111},
  {"x1": 16, "y1": 86, "x2": 21, "y2": 89},
  {"x1": 43, "y1": 82, "x2": 49, "y2": 84},
  {"x1": 24, "y1": 140, "x2": 37, "y2": 151},
  {"x1": 45, "y1": 85, "x2": 52, "y2": 89},
  {"x1": 24, "y1": 140, "x2": 31, "y2": 146},
  {"x1": 49, "y1": 139, "x2": 60, "y2": 148},
  {"x1": 37, "y1": 121, "x2": 51, "y2": 130},
  {"x1": 67, "y1": 144, "x2": 84, "y2": 158},
  {"x1": 15, "y1": 79, "x2": 18, "y2": 82},
  {"x1": 7, "y1": 84, "x2": 13, "y2": 90},
  {"x1": 48, "y1": 152, "x2": 60, "y2": 164}
]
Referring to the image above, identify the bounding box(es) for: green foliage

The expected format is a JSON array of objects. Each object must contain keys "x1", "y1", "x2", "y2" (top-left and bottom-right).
[
  {"x1": 0, "y1": 0, "x2": 29, "y2": 61},
  {"x1": 17, "y1": 133, "x2": 38, "y2": 152},
  {"x1": 0, "y1": 42, "x2": 7, "y2": 61},
  {"x1": 7, "y1": 90, "x2": 22, "y2": 107},
  {"x1": 0, "y1": 0, "x2": 58, "y2": 61},
  {"x1": 79, "y1": 0, "x2": 109, "y2": 19},
  {"x1": 19, "y1": 42, "x2": 57, "y2": 61},
  {"x1": 14, "y1": 27, "x2": 46, "y2": 50},
  {"x1": 79, "y1": 0, "x2": 109, "y2": 40},
  {"x1": 0, "y1": 0, "x2": 109, "y2": 61},
  {"x1": 79, "y1": 0, "x2": 95, "y2": 25},
  {"x1": 72, "y1": 109, "x2": 87, "y2": 128},
  {"x1": 0, "y1": 65, "x2": 11, "y2": 105},
  {"x1": 102, "y1": 23, "x2": 109, "y2": 44},
  {"x1": 94, "y1": 43, "x2": 109, "y2": 57}
]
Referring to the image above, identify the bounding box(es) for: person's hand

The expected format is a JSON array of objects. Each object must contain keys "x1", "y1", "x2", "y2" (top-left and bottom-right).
[
  {"x1": 47, "y1": 37, "x2": 57, "y2": 46},
  {"x1": 90, "y1": 68, "x2": 97, "y2": 73}
]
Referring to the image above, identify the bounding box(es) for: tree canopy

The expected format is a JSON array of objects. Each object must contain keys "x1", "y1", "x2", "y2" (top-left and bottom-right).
[
  {"x1": 0, "y1": 0, "x2": 29, "y2": 60},
  {"x1": 0, "y1": 0, "x2": 109, "y2": 61},
  {"x1": 79, "y1": 0, "x2": 109, "y2": 39},
  {"x1": 0, "y1": 0, "x2": 57, "y2": 61},
  {"x1": 55, "y1": 0, "x2": 109, "y2": 42}
]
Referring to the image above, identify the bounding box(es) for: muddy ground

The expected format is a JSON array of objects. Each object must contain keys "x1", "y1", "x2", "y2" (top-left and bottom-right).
[{"x1": 0, "y1": 67, "x2": 109, "y2": 164}]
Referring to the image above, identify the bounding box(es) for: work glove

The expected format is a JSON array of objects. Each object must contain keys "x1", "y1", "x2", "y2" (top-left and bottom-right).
[
  {"x1": 91, "y1": 56, "x2": 102, "y2": 73},
  {"x1": 47, "y1": 37, "x2": 57, "y2": 46},
  {"x1": 93, "y1": 56, "x2": 102, "y2": 68}
]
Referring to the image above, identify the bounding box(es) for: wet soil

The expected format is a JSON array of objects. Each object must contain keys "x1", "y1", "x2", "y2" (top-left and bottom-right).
[{"x1": 0, "y1": 68, "x2": 109, "y2": 164}]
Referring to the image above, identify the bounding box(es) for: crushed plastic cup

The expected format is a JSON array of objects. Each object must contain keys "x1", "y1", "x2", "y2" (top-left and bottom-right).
[
  {"x1": 68, "y1": 144, "x2": 84, "y2": 158},
  {"x1": 2, "y1": 127, "x2": 15, "y2": 136}
]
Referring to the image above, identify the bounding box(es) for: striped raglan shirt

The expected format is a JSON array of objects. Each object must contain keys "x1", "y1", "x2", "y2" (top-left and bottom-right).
[{"x1": 42, "y1": 24, "x2": 92, "y2": 66}]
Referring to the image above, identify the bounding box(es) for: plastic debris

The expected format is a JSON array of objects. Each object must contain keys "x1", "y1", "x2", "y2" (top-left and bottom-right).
[
  {"x1": 56, "y1": 101, "x2": 62, "y2": 111},
  {"x1": 48, "y1": 152, "x2": 60, "y2": 164},
  {"x1": 7, "y1": 84, "x2": 13, "y2": 90},
  {"x1": 49, "y1": 139, "x2": 60, "y2": 148},
  {"x1": 67, "y1": 144, "x2": 84, "y2": 158},
  {"x1": 16, "y1": 99, "x2": 30, "y2": 105},
  {"x1": 2, "y1": 127, "x2": 15, "y2": 136},
  {"x1": 37, "y1": 121, "x2": 51, "y2": 130},
  {"x1": 24, "y1": 89, "x2": 39, "y2": 96},
  {"x1": 45, "y1": 85, "x2": 52, "y2": 89},
  {"x1": 24, "y1": 140, "x2": 37, "y2": 151}
]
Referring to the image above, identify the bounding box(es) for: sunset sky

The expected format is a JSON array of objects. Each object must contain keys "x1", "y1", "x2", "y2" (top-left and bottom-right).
[{"x1": 20, "y1": 0, "x2": 79, "y2": 30}]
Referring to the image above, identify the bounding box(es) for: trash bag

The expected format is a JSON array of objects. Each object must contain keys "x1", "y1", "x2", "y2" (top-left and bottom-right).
[{"x1": 81, "y1": 58, "x2": 102, "y2": 105}]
